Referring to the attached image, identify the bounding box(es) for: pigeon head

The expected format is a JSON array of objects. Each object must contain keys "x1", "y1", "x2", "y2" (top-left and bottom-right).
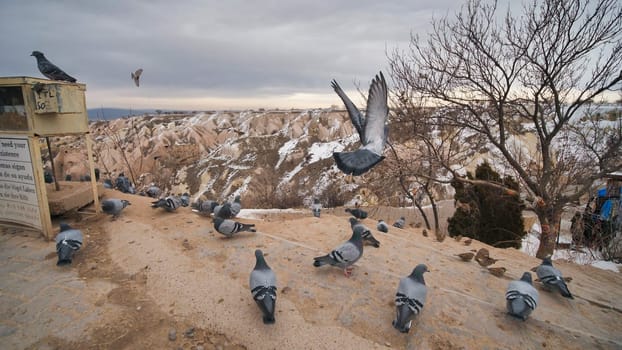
[
  {"x1": 542, "y1": 257, "x2": 553, "y2": 266},
  {"x1": 59, "y1": 223, "x2": 72, "y2": 232},
  {"x1": 234, "y1": 195, "x2": 241, "y2": 202},
  {"x1": 213, "y1": 216, "x2": 224, "y2": 228},
  {"x1": 122, "y1": 199, "x2": 131, "y2": 206},
  {"x1": 349, "y1": 217, "x2": 359, "y2": 226},
  {"x1": 409, "y1": 264, "x2": 429, "y2": 283},
  {"x1": 254, "y1": 249, "x2": 270, "y2": 269},
  {"x1": 313, "y1": 198, "x2": 320, "y2": 204},
  {"x1": 520, "y1": 272, "x2": 533, "y2": 284},
  {"x1": 30, "y1": 51, "x2": 44, "y2": 58}
]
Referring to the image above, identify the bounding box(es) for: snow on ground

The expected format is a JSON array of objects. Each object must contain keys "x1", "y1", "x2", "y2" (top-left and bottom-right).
[
  {"x1": 237, "y1": 208, "x2": 305, "y2": 220},
  {"x1": 522, "y1": 222, "x2": 622, "y2": 273}
]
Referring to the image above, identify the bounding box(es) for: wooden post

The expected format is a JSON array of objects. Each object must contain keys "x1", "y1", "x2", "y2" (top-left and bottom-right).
[
  {"x1": 29, "y1": 136, "x2": 54, "y2": 240},
  {"x1": 45, "y1": 136, "x2": 60, "y2": 191},
  {"x1": 85, "y1": 134, "x2": 101, "y2": 213}
]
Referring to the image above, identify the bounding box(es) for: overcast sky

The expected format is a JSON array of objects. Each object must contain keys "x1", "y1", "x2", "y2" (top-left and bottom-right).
[{"x1": 0, "y1": 1, "x2": 463, "y2": 110}]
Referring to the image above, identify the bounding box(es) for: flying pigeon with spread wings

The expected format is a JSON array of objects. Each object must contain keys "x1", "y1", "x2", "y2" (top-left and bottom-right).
[
  {"x1": 132, "y1": 68, "x2": 143, "y2": 87},
  {"x1": 331, "y1": 72, "x2": 389, "y2": 176}
]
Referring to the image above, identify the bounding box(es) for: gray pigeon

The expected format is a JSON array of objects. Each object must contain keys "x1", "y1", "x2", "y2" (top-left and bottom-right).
[
  {"x1": 349, "y1": 217, "x2": 380, "y2": 248},
  {"x1": 145, "y1": 184, "x2": 161, "y2": 198},
  {"x1": 311, "y1": 198, "x2": 322, "y2": 218},
  {"x1": 313, "y1": 229, "x2": 363, "y2": 277},
  {"x1": 101, "y1": 198, "x2": 131, "y2": 219},
  {"x1": 393, "y1": 264, "x2": 429, "y2": 333},
  {"x1": 506, "y1": 272, "x2": 539, "y2": 320},
  {"x1": 54, "y1": 223, "x2": 83, "y2": 266},
  {"x1": 331, "y1": 72, "x2": 388, "y2": 176},
  {"x1": 377, "y1": 219, "x2": 389, "y2": 233},
  {"x1": 536, "y1": 258, "x2": 573, "y2": 299},
  {"x1": 213, "y1": 217, "x2": 256, "y2": 237},
  {"x1": 250, "y1": 249, "x2": 277, "y2": 324},
  {"x1": 213, "y1": 202, "x2": 233, "y2": 219},
  {"x1": 345, "y1": 208, "x2": 368, "y2": 219},
  {"x1": 393, "y1": 216, "x2": 406, "y2": 229},
  {"x1": 230, "y1": 195, "x2": 242, "y2": 217},
  {"x1": 30, "y1": 51, "x2": 77, "y2": 82},
  {"x1": 180, "y1": 193, "x2": 190, "y2": 207},
  {"x1": 131, "y1": 68, "x2": 143, "y2": 87},
  {"x1": 191, "y1": 199, "x2": 218, "y2": 216},
  {"x1": 151, "y1": 195, "x2": 182, "y2": 212}
]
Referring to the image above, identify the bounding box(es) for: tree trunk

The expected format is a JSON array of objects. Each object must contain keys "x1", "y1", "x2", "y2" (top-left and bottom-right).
[
  {"x1": 535, "y1": 208, "x2": 562, "y2": 259},
  {"x1": 414, "y1": 203, "x2": 431, "y2": 230}
]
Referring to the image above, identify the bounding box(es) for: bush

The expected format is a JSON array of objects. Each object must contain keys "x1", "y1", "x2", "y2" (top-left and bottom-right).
[{"x1": 448, "y1": 162, "x2": 525, "y2": 248}]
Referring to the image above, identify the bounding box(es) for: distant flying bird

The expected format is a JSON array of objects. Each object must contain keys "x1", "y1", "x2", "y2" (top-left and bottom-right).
[
  {"x1": 393, "y1": 264, "x2": 429, "y2": 333},
  {"x1": 101, "y1": 198, "x2": 131, "y2": 219},
  {"x1": 313, "y1": 229, "x2": 363, "y2": 277},
  {"x1": 55, "y1": 223, "x2": 83, "y2": 266},
  {"x1": 331, "y1": 71, "x2": 389, "y2": 176},
  {"x1": 536, "y1": 257, "x2": 573, "y2": 299},
  {"x1": 250, "y1": 250, "x2": 277, "y2": 324},
  {"x1": 30, "y1": 51, "x2": 77, "y2": 82},
  {"x1": 506, "y1": 272, "x2": 539, "y2": 321},
  {"x1": 132, "y1": 68, "x2": 143, "y2": 87}
]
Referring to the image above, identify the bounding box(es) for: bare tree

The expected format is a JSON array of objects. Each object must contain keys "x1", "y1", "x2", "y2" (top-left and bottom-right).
[{"x1": 389, "y1": 0, "x2": 622, "y2": 258}]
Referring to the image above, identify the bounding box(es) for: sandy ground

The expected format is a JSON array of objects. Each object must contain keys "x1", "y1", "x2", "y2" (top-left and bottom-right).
[{"x1": 3, "y1": 189, "x2": 622, "y2": 349}]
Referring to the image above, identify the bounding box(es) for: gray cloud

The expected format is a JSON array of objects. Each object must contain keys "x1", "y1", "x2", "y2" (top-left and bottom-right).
[{"x1": 0, "y1": 0, "x2": 458, "y2": 109}]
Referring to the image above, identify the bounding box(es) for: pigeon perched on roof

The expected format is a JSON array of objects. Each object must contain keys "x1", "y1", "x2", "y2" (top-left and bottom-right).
[
  {"x1": 345, "y1": 208, "x2": 368, "y2": 219},
  {"x1": 213, "y1": 202, "x2": 233, "y2": 219},
  {"x1": 230, "y1": 195, "x2": 242, "y2": 217},
  {"x1": 250, "y1": 249, "x2": 277, "y2": 324},
  {"x1": 393, "y1": 216, "x2": 405, "y2": 229},
  {"x1": 313, "y1": 229, "x2": 363, "y2": 277},
  {"x1": 506, "y1": 272, "x2": 539, "y2": 320},
  {"x1": 536, "y1": 257, "x2": 573, "y2": 299},
  {"x1": 213, "y1": 217, "x2": 256, "y2": 237},
  {"x1": 131, "y1": 68, "x2": 143, "y2": 87},
  {"x1": 331, "y1": 72, "x2": 389, "y2": 176},
  {"x1": 145, "y1": 184, "x2": 161, "y2": 198},
  {"x1": 349, "y1": 218, "x2": 380, "y2": 248},
  {"x1": 54, "y1": 223, "x2": 83, "y2": 266},
  {"x1": 30, "y1": 51, "x2": 77, "y2": 82},
  {"x1": 377, "y1": 219, "x2": 389, "y2": 233},
  {"x1": 101, "y1": 198, "x2": 131, "y2": 219},
  {"x1": 151, "y1": 195, "x2": 182, "y2": 212},
  {"x1": 192, "y1": 199, "x2": 218, "y2": 216},
  {"x1": 393, "y1": 264, "x2": 429, "y2": 333},
  {"x1": 311, "y1": 198, "x2": 322, "y2": 218}
]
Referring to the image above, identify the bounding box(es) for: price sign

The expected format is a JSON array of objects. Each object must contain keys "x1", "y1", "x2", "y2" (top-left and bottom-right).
[{"x1": 33, "y1": 85, "x2": 58, "y2": 114}]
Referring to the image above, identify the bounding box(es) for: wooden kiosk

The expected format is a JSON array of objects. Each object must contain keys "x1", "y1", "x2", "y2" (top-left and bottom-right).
[{"x1": 0, "y1": 77, "x2": 100, "y2": 239}]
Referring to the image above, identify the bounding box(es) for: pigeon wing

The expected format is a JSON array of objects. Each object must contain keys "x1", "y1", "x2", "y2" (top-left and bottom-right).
[
  {"x1": 332, "y1": 240, "x2": 361, "y2": 264},
  {"x1": 331, "y1": 79, "x2": 365, "y2": 140},
  {"x1": 132, "y1": 68, "x2": 143, "y2": 87},
  {"x1": 362, "y1": 72, "x2": 389, "y2": 152}
]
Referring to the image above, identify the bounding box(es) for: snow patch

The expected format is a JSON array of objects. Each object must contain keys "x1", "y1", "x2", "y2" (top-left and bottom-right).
[{"x1": 237, "y1": 208, "x2": 305, "y2": 220}]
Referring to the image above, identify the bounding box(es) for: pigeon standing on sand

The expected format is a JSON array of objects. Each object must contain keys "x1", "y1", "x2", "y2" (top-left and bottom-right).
[
  {"x1": 213, "y1": 202, "x2": 233, "y2": 219},
  {"x1": 250, "y1": 250, "x2": 277, "y2": 324},
  {"x1": 151, "y1": 195, "x2": 182, "y2": 212},
  {"x1": 145, "y1": 184, "x2": 161, "y2": 198},
  {"x1": 345, "y1": 208, "x2": 368, "y2": 219},
  {"x1": 180, "y1": 193, "x2": 190, "y2": 207},
  {"x1": 506, "y1": 272, "x2": 539, "y2": 320},
  {"x1": 536, "y1": 258, "x2": 573, "y2": 299},
  {"x1": 393, "y1": 264, "x2": 429, "y2": 333},
  {"x1": 30, "y1": 51, "x2": 77, "y2": 82},
  {"x1": 377, "y1": 219, "x2": 389, "y2": 233},
  {"x1": 350, "y1": 218, "x2": 380, "y2": 248},
  {"x1": 192, "y1": 199, "x2": 218, "y2": 216},
  {"x1": 55, "y1": 223, "x2": 83, "y2": 266},
  {"x1": 230, "y1": 195, "x2": 242, "y2": 217},
  {"x1": 313, "y1": 229, "x2": 364, "y2": 277},
  {"x1": 131, "y1": 68, "x2": 143, "y2": 87},
  {"x1": 331, "y1": 72, "x2": 389, "y2": 176},
  {"x1": 393, "y1": 216, "x2": 406, "y2": 229},
  {"x1": 213, "y1": 217, "x2": 256, "y2": 237},
  {"x1": 311, "y1": 198, "x2": 322, "y2": 218},
  {"x1": 101, "y1": 198, "x2": 131, "y2": 219}
]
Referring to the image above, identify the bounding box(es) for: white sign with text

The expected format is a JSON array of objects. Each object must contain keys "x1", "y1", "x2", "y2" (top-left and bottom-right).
[{"x1": 0, "y1": 136, "x2": 42, "y2": 229}]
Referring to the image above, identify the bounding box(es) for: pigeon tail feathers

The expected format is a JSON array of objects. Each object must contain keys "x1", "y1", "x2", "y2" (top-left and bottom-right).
[{"x1": 333, "y1": 149, "x2": 384, "y2": 176}]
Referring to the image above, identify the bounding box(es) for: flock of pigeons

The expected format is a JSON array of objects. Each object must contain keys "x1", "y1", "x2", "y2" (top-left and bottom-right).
[
  {"x1": 53, "y1": 187, "x2": 574, "y2": 334},
  {"x1": 45, "y1": 67, "x2": 575, "y2": 335}
]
